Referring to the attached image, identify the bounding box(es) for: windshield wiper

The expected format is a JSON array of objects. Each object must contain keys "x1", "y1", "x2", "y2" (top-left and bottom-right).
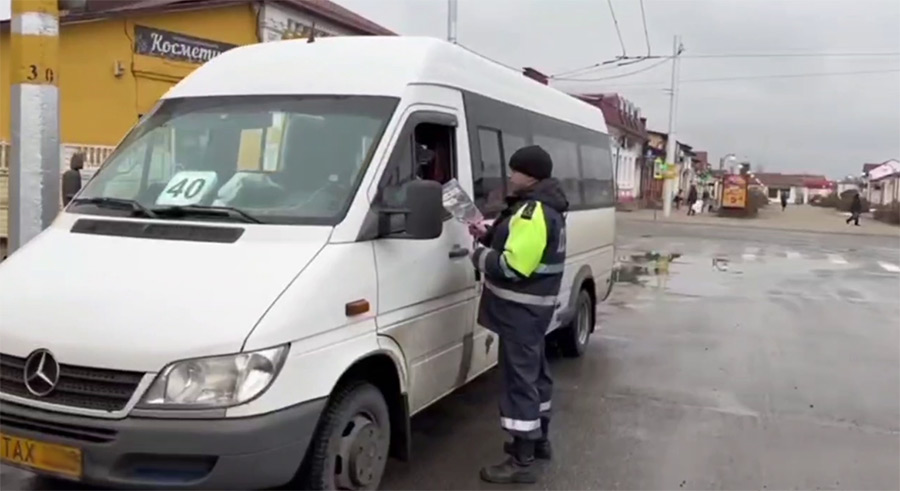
[
  {"x1": 150, "y1": 205, "x2": 263, "y2": 224},
  {"x1": 70, "y1": 197, "x2": 158, "y2": 218}
]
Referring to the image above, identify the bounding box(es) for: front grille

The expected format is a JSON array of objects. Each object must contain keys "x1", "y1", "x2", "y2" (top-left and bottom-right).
[
  {"x1": 0, "y1": 354, "x2": 144, "y2": 412},
  {"x1": 0, "y1": 403, "x2": 118, "y2": 443}
]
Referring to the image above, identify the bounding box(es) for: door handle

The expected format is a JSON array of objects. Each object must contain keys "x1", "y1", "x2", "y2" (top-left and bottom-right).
[{"x1": 449, "y1": 246, "x2": 470, "y2": 259}]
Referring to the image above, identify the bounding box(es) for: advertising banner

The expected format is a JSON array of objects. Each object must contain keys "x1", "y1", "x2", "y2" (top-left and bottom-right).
[{"x1": 721, "y1": 174, "x2": 748, "y2": 209}]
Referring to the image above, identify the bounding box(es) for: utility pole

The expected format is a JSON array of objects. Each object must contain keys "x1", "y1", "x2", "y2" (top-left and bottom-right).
[
  {"x1": 447, "y1": 0, "x2": 458, "y2": 44},
  {"x1": 662, "y1": 35, "x2": 683, "y2": 218},
  {"x1": 9, "y1": 0, "x2": 61, "y2": 254}
]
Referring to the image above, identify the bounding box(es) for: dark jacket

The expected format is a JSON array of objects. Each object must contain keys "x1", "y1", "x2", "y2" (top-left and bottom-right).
[
  {"x1": 850, "y1": 194, "x2": 863, "y2": 213},
  {"x1": 687, "y1": 187, "x2": 698, "y2": 203},
  {"x1": 61, "y1": 169, "x2": 82, "y2": 206},
  {"x1": 471, "y1": 178, "x2": 569, "y2": 345}
]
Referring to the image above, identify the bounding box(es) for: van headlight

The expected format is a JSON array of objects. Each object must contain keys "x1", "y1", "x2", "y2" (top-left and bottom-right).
[{"x1": 139, "y1": 345, "x2": 289, "y2": 408}]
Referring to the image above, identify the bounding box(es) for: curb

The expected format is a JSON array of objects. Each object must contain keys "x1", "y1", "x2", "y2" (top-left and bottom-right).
[{"x1": 618, "y1": 215, "x2": 900, "y2": 238}]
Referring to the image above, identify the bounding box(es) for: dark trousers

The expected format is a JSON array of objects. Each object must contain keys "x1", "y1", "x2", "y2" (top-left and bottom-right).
[
  {"x1": 498, "y1": 337, "x2": 553, "y2": 441},
  {"x1": 846, "y1": 212, "x2": 860, "y2": 225}
]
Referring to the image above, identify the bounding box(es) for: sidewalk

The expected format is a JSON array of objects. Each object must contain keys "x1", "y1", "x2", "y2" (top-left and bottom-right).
[{"x1": 618, "y1": 204, "x2": 900, "y2": 237}]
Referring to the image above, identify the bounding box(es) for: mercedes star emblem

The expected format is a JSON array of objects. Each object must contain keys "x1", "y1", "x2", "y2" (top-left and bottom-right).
[{"x1": 23, "y1": 349, "x2": 61, "y2": 397}]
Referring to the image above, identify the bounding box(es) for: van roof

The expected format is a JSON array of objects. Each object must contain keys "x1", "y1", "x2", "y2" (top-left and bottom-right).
[{"x1": 165, "y1": 36, "x2": 608, "y2": 133}]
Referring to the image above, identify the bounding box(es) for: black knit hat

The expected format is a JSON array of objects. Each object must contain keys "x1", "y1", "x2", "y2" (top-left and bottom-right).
[{"x1": 509, "y1": 145, "x2": 553, "y2": 180}]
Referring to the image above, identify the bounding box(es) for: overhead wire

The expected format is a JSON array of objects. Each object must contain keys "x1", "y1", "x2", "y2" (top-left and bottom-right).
[
  {"x1": 557, "y1": 67, "x2": 900, "y2": 86},
  {"x1": 639, "y1": 0, "x2": 651, "y2": 57},
  {"x1": 606, "y1": 0, "x2": 627, "y2": 58},
  {"x1": 553, "y1": 57, "x2": 672, "y2": 82},
  {"x1": 456, "y1": 42, "x2": 522, "y2": 73},
  {"x1": 681, "y1": 52, "x2": 900, "y2": 59},
  {"x1": 550, "y1": 51, "x2": 900, "y2": 78}
]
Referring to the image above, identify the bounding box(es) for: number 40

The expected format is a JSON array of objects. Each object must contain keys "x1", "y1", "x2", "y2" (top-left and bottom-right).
[{"x1": 166, "y1": 178, "x2": 207, "y2": 199}]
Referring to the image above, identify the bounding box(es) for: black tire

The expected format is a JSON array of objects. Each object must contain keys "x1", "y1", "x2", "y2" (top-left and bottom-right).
[
  {"x1": 559, "y1": 288, "x2": 594, "y2": 358},
  {"x1": 300, "y1": 381, "x2": 391, "y2": 490}
]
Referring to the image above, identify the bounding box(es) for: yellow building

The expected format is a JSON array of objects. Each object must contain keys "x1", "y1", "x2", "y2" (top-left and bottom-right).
[{"x1": 0, "y1": 0, "x2": 392, "y2": 248}]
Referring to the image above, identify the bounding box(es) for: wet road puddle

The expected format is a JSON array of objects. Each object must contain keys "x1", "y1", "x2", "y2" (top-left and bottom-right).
[{"x1": 609, "y1": 250, "x2": 745, "y2": 309}]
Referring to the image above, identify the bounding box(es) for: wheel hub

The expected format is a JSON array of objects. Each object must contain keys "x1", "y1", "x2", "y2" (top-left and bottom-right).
[
  {"x1": 348, "y1": 423, "x2": 379, "y2": 487},
  {"x1": 335, "y1": 414, "x2": 384, "y2": 490},
  {"x1": 577, "y1": 297, "x2": 592, "y2": 345}
]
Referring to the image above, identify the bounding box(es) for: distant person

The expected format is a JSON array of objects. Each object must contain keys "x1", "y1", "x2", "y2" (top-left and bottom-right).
[
  {"x1": 62, "y1": 152, "x2": 85, "y2": 206},
  {"x1": 780, "y1": 191, "x2": 788, "y2": 211},
  {"x1": 686, "y1": 185, "x2": 698, "y2": 216},
  {"x1": 846, "y1": 193, "x2": 862, "y2": 226},
  {"x1": 702, "y1": 188, "x2": 711, "y2": 213},
  {"x1": 674, "y1": 189, "x2": 683, "y2": 210}
]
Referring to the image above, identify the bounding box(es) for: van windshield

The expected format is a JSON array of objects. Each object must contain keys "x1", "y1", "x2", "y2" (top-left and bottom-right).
[{"x1": 73, "y1": 95, "x2": 398, "y2": 225}]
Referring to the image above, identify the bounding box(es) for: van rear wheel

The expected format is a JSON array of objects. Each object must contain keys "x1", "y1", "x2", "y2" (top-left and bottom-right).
[
  {"x1": 559, "y1": 288, "x2": 594, "y2": 358},
  {"x1": 301, "y1": 381, "x2": 391, "y2": 490}
]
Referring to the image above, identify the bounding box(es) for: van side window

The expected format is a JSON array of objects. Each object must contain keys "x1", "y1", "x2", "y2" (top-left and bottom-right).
[
  {"x1": 579, "y1": 144, "x2": 615, "y2": 207},
  {"x1": 377, "y1": 121, "x2": 456, "y2": 233},
  {"x1": 475, "y1": 128, "x2": 506, "y2": 217},
  {"x1": 502, "y1": 133, "x2": 528, "y2": 160},
  {"x1": 534, "y1": 134, "x2": 583, "y2": 208},
  {"x1": 463, "y1": 90, "x2": 615, "y2": 210}
]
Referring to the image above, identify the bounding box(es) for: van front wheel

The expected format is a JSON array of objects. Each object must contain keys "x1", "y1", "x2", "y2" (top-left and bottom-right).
[
  {"x1": 302, "y1": 381, "x2": 391, "y2": 490},
  {"x1": 558, "y1": 288, "x2": 594, "y2": 358}
]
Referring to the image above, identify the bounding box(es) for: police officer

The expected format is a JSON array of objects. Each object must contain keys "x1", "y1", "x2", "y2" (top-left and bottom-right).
[{"x1": 469, "y1": 145, "x2": 568, "y2": 484}]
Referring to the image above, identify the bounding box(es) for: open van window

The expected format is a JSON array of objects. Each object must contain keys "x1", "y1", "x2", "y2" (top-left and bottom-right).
[{"x1": 73, "y1": 95, "x2": 398, "y2": 225}]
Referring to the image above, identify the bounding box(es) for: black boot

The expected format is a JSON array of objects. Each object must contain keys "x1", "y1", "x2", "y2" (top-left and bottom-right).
[
  {"x1": 480, "y1": 439, "x2": 537, "y2": 484},
  {"x1": 504, "y1": 418, "x2": 552, "y2": 460},
  {"x1": 504, "y1": 439, "x2": 552, "y2": 460}
]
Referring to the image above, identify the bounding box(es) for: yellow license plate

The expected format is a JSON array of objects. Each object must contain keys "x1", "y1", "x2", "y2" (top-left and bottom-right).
[{"x1": 0, "y1": 433, "x2": 82, "y2": 479}]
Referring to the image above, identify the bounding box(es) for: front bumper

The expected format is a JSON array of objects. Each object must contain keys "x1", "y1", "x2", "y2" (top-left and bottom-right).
[{"x1": 0, "y1": 398, "x2": 327, "y2": 489}]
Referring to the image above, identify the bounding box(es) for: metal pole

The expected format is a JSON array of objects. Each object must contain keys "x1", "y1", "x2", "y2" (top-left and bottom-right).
[
  {"x1": 9, "y1": 0, "x2": 61, "y2": 254},
  {"x1": 662, "y1": 35, "x2": 682, "y2": 218},
  {"x1": 447, "y1": 0, "x2": 458, "y2": 43}
]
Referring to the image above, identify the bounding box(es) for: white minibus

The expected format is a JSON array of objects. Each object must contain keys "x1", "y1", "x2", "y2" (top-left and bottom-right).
[{"x1": 0, "y1": 36, "x2": 615, "y2": 490}]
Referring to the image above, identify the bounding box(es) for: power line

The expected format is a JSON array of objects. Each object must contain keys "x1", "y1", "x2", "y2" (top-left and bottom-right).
[
  {"x1": 456, "y1": 42, "x2": 521, "y2": 73},
  {"x1": 550, "y1": 51, "x2": 900, "y2": 78},
  {"x1": 606, "y1": 0, "x2": 627, "y2": 58},
  {"x1": 558, "y1": 67, "x2": 900, "y2": 85},
  {"x1": 678, "y1": 68, "x2": 900, "y2": 83},
  {"x1": 550, "y1": 56, "x2": 667, "y2": 79},
  {"x1": 681, "y1": 52, "x2": 900, "y2": 59},
  {"x1": 639, "y1": 0, "x2": 651, "y2": 57},
  {"x1": 553, "y1": 57, "x2": 672, "y2": 82}
]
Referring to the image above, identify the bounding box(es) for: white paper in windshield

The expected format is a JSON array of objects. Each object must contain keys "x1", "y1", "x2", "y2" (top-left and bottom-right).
[
  {"x1": 155, "y1": 171, "x2": 218, "y2": 206},
  {"x1": 442, "y1": 179, "x2": 483, "y2": 225}
]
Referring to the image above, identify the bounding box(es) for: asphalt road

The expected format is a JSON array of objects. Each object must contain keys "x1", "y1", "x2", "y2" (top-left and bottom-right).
[{"x1": 3, "y1": 221, "x2": 899, "y2": 490}]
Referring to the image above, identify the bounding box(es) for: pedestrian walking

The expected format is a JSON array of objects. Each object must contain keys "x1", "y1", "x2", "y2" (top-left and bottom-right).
[
  {"x1": 702, "y1": 187, "x2": 711, "y2": 214},
  {"x1": 846, "y1": 193, "x2": 862, "y2": 226},
  {"x1": 468, "y1": 145, "x2": 567, "y2": 484},
  {"x1": 780, "y1": 191, "x2": 788, "y2": 211},
  {"x1": 686, "y1": 185, "x2": 698, "y2": 216},
  {"x1": 62, "y1": 152, "x2": 85, "y2": 206},
  {"x1": 674, "y1": 189, "x2": 683, "y2": 210}
]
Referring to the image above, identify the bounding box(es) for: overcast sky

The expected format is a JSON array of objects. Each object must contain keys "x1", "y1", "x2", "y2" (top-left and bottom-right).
[
  {"x1": 1, "y1": 0, "x2": 897, "y2": 177},
  {"x1": 339, "y1": 0, "x2": 900, "y2": 178}
]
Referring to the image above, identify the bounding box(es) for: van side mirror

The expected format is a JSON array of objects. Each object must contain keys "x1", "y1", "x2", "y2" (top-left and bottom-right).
[{"x1": 378, "y1": 180, "x2": 444, "y2": 240}]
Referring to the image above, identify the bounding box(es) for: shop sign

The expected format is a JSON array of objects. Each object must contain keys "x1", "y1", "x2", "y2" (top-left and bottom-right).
[
  {"x1": 134, "y1": 25, "x2": 237, "y2": 64},
  {"x1": 280, "y1": 21, "x2": 334, "y2": 40},
  {"x1": 722, "y1": 174, "x2": 748, "y2": 209}
]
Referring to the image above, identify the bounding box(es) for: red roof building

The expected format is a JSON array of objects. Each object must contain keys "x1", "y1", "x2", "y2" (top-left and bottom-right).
[{"x1": 752, "y1": 172, "x2": 834, "y2": 203}]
